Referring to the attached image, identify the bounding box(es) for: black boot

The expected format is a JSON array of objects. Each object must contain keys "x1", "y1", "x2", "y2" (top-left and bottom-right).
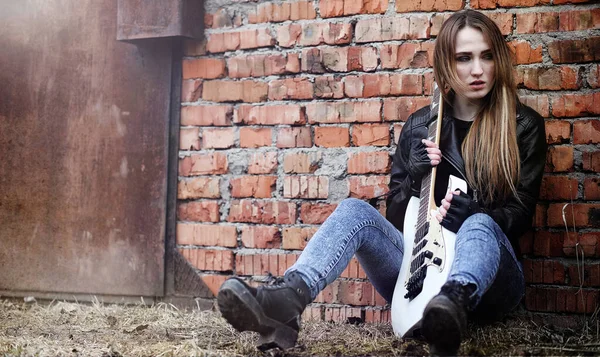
[
  {"x1": 421, "y1": 281, "x2": 476, "y2": 356},
  {"x1": 217, "y1": 271, "x2": 311, "y2": 350}
]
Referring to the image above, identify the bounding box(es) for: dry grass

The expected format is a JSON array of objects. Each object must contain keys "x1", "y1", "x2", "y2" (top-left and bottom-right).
[{"x1": 1, "y1": 298, "x2": 599, "y2": 356}]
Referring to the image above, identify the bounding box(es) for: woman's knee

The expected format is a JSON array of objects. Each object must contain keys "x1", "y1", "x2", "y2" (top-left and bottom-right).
[
  {"x1": 337, "y1": 197, "x2": 374, "y2": 213},
  {"x1": 456, "y1": 213, "x2": 499, "y2": 244}
]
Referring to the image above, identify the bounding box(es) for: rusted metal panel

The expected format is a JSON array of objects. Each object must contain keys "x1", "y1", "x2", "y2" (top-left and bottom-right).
[
  {"x1": 117, "y1": 0, "x2": 204, "y2": 41},
  {"x1": 0, "y1": 0, "x2": 172, "y2": 296}
]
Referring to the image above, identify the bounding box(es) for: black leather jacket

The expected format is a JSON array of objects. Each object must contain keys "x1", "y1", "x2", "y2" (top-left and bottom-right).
[{"x1": 386, "y1": 102, "x2": 547, "y2": 253}]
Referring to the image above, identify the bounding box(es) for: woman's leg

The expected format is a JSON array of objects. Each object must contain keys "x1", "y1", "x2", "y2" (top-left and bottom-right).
[{"x1": 288, "y1": 197, "x2": 405, "y2": 303}]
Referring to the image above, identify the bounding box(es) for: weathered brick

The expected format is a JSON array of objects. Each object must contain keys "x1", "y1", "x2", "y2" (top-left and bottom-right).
[
  {"x1": 201, "y1": 128, "x2": 235, "y2": 149},
  {"x1": 397, "y1": 0, "x2": 463, "y2": 11},
  {"x1": 279, "y1": 22, "x2": 353, "y2": 47},
  {"x1": 516, "y1": 12, "x2": 559, "y2": 34},
  {"x1": 202, "y1": 80, "x2": 268, "y2": 103},
  {"x1": 509, "y1": 40, "x2": 543, "y2": 64},
  {"x1": 314, "y1": 126, "x2": 350, "y2": 147},
  {"x1": 235, "y1": 104, "x2": 306, "y2": 125},
  {"x1": 548, "y1": 37, "x2": 600, "y2": 64},
  {"x1": 486, "y1": 13, "x2": 513, "y2": 35},
  {"x1": 539, "y1": 176, "x2": 579, "y2": 201},
  {"x1": 268, "y1": 78, "x2": 314, "y2": 100},
  {"x1": 282, "y1": 227, "x2": 319, "y2": 250},
  {"x1": 519, "y1": 95, "x2": 550, "y2": 117},
  {"x1": 383, "y1": 97, "x2": 431, "y2": 122},
  {"x1": 381, "y1": 42, "x2": 435, "y2": 69},
  {"x1": 563, "y1": 231, "x2": 599, "y2": 257},
  {"x1": 181, "y1": 79, "x2": 203, "y2": 102},
  {"x1": 559, "y1": 9, "x2": 600, "y2": 32},
  {"x1": 228, "y1": 200, "x2": 297, "y2": 224},
  {"x1": 314, "y1": 76, "x2": 344, "y2": 99},
  {"x1": 355, "y1": 16, "x2": 429, "y2": 43},
  {"x1": 573, "y1": 120, "x2": 600, "y2": 144},
  {"x1": 182, "y1": 58, "x2": 226, "y2": 79},
  {"x1": 320, "y1": 0, "x2": 388, "y2": 18},
  {"x1": 241, "y1": 226, "x2": 281, "y2": 248},
  {"x1": 300, "y1": 203, "x2": 337, "y2": 224},
  {"x1": 283, "y1": 176, "x2": 329, "y2": 199},
  {"x1": 249, "y1": 1, "x2": 316, "y2": 23},
  {"x1": 181, "y1": 248, "x2": 233, "y2": 271},
  {"x1": 352, "y1": 124, "x2": 390, "y2": 146},
  {"x1": 301, "y1": 46, "x2": 378, "y2": 73},
  {"x1": 230, "y1": 176, "x2": 277, "y2": 198},
  {"x1": 584, "y1": 177, "x2": 600, "y2": 201},
  {"x1": 178, "y1": 177, "x2": 221, "y2": 199},
  {"x1": 348, "y1": 151, "x2": 390, "y2": 174},
  {"x1": 589, "y1": 64, "x2": 600, "y2": 88},
  {"x1": 235, "y1": 253, "x2": 300, "y2": 276},
  {"x1": 180, "y1": 127, "x2": 200, "y2": 150},
  {"x1": 551, "y1": 93, "x2": 600, "y2": 118},
  {"x1": 431, "y1": 13, "x2": 453, "y2": 37},
  {"x1": 547, "y1": 203, "x2": 600, "y2": 228},
  {"x1": 204, "y1": 8, "x2": 238, "y2": 29},
  {"x1": 545, "y1": 120, "x2": 571, "y2": 144},
  {"x1": 248, "y1": 151, "x2": 278, "y2": 174},
  {"x1": 340, "y1": 258, "x2": 367, "y2": 279},
  {"x1": 180, "y1": 105, "x2": 233, "y2": 126},
  {"x1": 344, "y1": 73, "x2": 423, "y2": 98},
  {"x1": 239, "y1": 127, "x2": 272, "y2": 148},
  {"x1": 178, "y1": 201, "x2": 220, "y2": 222},
  {"x1": 348, "y1": 176, "x2": 389, "y2": 199},
  {"x1": 533, "y1": 231, "x2": 564, "y2": 257},
  {"x1": 323, "y1": 306, "x2": 363, "y2": 323},
  {"x1": 306, "y1": 101, "x2": 382, "y2": 123},
  {"x1": 206, "y1": 28, "x2": 274, "y2": 53},
  {"x1": 227, "y1": 54, "x2": 298, "y2": 78},
  {"x1": 545, "y1": 146, "x2": 574, "y2": 173},
  {"x1": 582, "y1": 151, "x2": 600, "y2": 172},
  {"x1": 516, "y1": 66, "x2": 580, "y2": 90},
  {"x1": 179, "y1": 152, "x2": 228, "y2": 176},
  {"x1": 473, "y1": 0, "x2": 550, "y2": 8},
  {"x1": 283, "y1": 152, "x2": 322, "y2": 174},
  {"x1": 277, "y1": 127, "x2": 313, "y2": 148}
]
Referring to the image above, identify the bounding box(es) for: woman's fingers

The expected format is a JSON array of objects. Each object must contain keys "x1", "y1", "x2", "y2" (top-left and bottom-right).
[{"x1": 422, "y1": 139, "x2": 442, "y2": 166}]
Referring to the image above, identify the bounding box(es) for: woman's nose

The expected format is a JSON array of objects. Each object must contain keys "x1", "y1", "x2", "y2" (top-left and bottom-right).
[{"x1": 471, "y1": 59, "x2": 484, "y2": 76}]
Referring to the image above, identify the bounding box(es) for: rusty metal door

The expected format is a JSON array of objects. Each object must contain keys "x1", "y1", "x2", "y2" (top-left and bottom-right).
[{"x1": 0, "y1": 0, "x2": 175, "y2": 297}]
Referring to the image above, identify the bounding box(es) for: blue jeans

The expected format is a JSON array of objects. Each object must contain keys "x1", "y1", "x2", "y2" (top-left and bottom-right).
[{"x1": 287, "y1": 198, "x2": 525, "y2": 319}]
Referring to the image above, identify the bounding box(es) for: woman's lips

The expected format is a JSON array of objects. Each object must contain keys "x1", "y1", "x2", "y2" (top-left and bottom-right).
[{"x1": 470, "y1": 81, "x2": 485, "y2": 90}]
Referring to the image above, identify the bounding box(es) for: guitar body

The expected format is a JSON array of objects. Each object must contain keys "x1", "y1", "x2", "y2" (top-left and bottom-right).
[{"x1": 391, "y1": 175, "x2": 468, "y2": 337}]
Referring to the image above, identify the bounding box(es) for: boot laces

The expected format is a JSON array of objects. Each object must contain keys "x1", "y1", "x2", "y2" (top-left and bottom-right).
[{"x1": 261, "y1": 272, "x2": 285, "y2": 289}]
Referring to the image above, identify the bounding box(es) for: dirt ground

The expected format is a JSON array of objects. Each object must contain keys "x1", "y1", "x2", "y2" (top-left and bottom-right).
[{"x1": 1, "y1": 298, "x2": 599, "y2": 357}]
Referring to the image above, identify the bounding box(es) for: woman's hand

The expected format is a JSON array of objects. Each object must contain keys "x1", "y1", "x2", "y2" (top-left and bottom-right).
[
  {"x1": 431, "y1": 190, "x2": 455, "y2": 223},
  {"x1": 408, "y1": 139, "x2": 442, "y2": 182},
  {"x1": 432, "y1": 189, "x2": 481, "y2": 233}
]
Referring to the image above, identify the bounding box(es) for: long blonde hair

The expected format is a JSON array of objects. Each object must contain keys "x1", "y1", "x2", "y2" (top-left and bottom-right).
[{"x1": 433, "y1": 10, "x2": 520, "y2": 205}]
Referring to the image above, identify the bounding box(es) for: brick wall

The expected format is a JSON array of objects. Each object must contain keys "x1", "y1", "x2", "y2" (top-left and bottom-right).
[{"x1": 178, "y1": 0, "x2": 600, "y2": 322}]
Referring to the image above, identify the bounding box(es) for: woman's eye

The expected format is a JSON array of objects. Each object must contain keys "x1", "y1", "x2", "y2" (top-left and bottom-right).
[
  {"x1": 456, "y1": 56, "x2": 470, "y2": 62},
  {"x1": 483, "y1": 54, "x2": 493, "y2": 60}
]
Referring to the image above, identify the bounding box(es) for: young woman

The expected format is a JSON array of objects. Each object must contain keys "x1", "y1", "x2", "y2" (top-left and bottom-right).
[{"x1": 217, "y1": 9, "x2": 547, "y2": 356}]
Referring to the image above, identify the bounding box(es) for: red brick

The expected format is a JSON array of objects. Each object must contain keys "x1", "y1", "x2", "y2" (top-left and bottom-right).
[
  {"x1": 236, "y1": 253, "x2": 300, "y2": 276},
  {"x1": 177, "y1": 223, "x2": 237, "y2": 247},
  {"x1": 241, "y1": 226, "x2": 281, "y2": 248},
  {"x1": 235, "y1": 104, "x2": 306, "y2": 125},
  {"x1": 178, "y1": 201, "x2": 220, "y2": 222},
  {"x1": 279, "y1": 22, "x2": 353, "y2": 47},
  {"x1": 485, "y1": 13, "x2": 513, "y2": 35},
  {"x1": 355, "y1": 16, "x2": 429, "y2": 43},
  {"x1": 202, "y1": 80, "x2": 268, "y2": 103},
  {"x1": 179, "y1": 152, "x2": 228, "y2": 176},
  {"x1": 249, "y1": 1, "x2": 316, "y2": 23},
  {"x1": 320, "y1": 0, "x2": 388, "y2": 18},
  {"x1": 393, "y1": 123, "x2": 404, "y2": 144},
  {"x1": 565, "y1": 232, "x2": 600, "y2": 257},
  {"x1": 520, "y1": 231, "x2": 534, "y2": 255},
  {"x1": 547, "y1": 203, "x2": 600, "y2": 228},
  {"x1": 314, "y1": 76, "x2": 344, "y2": 99},
  {"x1": 283, "y1": 176, "x2": 329, "y2": 199},
  {"x1": 573, "y1": 120, "x2": 600, "y2": 144},
  {"x1": 306, "y1": 101, "x2": 382, "y2": 123},
  {"x1": 348, "y1": 151, "x2": 390, "y2": 174},
  {"x1": 276, "y1": 127, "x2": 313, "y2": 148},
  {"x1": 519, "y1": 95, "x2": 550, "y2": 117},
  {"x1": 282, "y1": 227, "x2": 319, "y2": 250},
  {"x1": 568, "y1": 263, "x2": 600, "y2": 287},
  {"x1": 300, "y1": 203, "x2": 337, "y2": 224},
  {"x1": 552, "y1": 93, "x2": 600, "y2": 118},
  {"x1": 227, "y1": 54, "x2": 298, "y2": 78},
  {"x1": 383, "y1": 97, "x2": 431, "y2": 122},
  {"x1": 381, "y1": 42, "x2": 434, "y2": 69},
  {"x1": 340, "y1": 258, "x2": 367, "y2": 279},
  {"x1": 548, "y1": 37, "x2": 600, "y2": 64},
  {"x1": 230, "y1": 176, "x2": 277, "y2": 198},
  {"x1": 533, "y1": 231, "x2": 565, "y2": 257},
  {"x1": 534, "y1": 204, "x2": 547, "y2": 228},
  {"x1": 200, "y1": 274, "x2": 229, "y2": 296},
  {"x1": 583, "y1": 151, "x2": 600, "y2": 172},
  {"x1": 268, "y1": 78, "x2": 314, "y2": 100},
  {"x1": 201, "y1": 128, "x2": 235, "y2": 149},
  {"x1": 516, "y1": 12, "x2": 558, "y2": 34},
  {"x1": 204, "y1": 8, "x2": 237, "y2": 29},
  {"x1": 545, "y1": 120, "x2": 571, "y2": 144},
  {"x1": 283, "y1": 152, "x2": 322, "y2": 174},
  {"x1": 364, "y1": 309, "x2": 391, "y2": 323},
  {"x1": 509, "y1": 40, "x2": 543, "y2": 64},
  {"x1": 584, "y1": 177, "x2": 600, "y2": 200},
  {"x1": 315, "y1": 126, "x2": 350, "y2": 147},
  {"x1": 348, "y1": 176, "x2": 389, "y2": 199},
  {"x1": 248, "y1": 151, "x2": 278, "y2": 174},
  {"x1": 396, "y1": 0, "x2": 463, "y2": 12},
  {"x1": 178, "y1": 177, "x2": 221, "y2": 199},
  {"x1": 183, "y1": 40, "x2": 206, "y2": 56},
  {"x1": 344, "y1": 73, "x2": 423, "y2": 98},
  {"x1": 181, "y1": 79, "x2": 203, "y2": 102},
  {"x1": 228, "y1": 200, "x2": 297, "y2": 224},
  {"x1": 323, "y1": 306, "x2": 362, "y2": 323},
  {"x1": 589, "y1": 64, "x2": 600, "y2": 88},
  {"x1": 559, "y1": 9, "x2": 600, "y2": 31},
  {"x1": 180, "y1": 127, "x2": 200, "y2": 150},
  {"x1": 545, "y1": 146, "x2": 574, "y2": 173},
  {"x1": 352, "y1": 124, "x2": 390, "y2": 146},
  {"x1": 301, "y1": 46, "x2": 378, "y2": 73},
  {"x1": 276, "y1": 23, "x2": 302, "y2": 48},
  {"x1": 182, "y1": 248, "x2": 233, "y2": 271},
  {"x1": 539, "y1": 176, "x2": 579, "y2": 201},
  {"x1": 239, "y1": 127, "x2": 272, "y2": 148},
  {"x1": 517, "y1": 66, "x2": 580, "y2": 90},
  {"x1": 431, "y1": 13, "x2": 453, "y2": 37},
  {"x1": 205, "y1": 32, "x2": 241, "y2": 53},
  {"x1": 182, "y1": 58, "x2": 226, "y2": 79},
  {"x1": 302, "y1": 306, "x2": 323, "y2": 321},
  {"x1": 180, "y1": 105, "x2": 233, "y2": 126}
]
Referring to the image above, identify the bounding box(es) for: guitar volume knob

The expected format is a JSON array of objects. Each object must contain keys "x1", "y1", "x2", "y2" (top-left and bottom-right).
[{"x1": 433, "y1": 257, "x2": 442, "y2": 266}]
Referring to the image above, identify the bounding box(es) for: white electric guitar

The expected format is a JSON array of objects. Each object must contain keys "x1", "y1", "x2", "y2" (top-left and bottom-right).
[{"x1": 390, "y1": 83, "x2": 468, "y2": 337}]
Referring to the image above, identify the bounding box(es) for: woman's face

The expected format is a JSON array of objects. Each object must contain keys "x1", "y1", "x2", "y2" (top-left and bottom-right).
[{"x1": 453, "y1": 26, "x2": 495, "y2": 101}]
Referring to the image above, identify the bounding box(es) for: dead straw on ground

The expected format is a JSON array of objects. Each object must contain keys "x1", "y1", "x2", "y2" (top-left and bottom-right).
[{"x1": 1, "y1": 298, "x2": 599, "y2": 357}]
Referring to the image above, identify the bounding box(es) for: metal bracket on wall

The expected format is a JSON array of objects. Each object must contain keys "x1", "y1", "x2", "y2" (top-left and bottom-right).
[{"x1": 117, "y1": 0, "x2": 204, "y2": 41}]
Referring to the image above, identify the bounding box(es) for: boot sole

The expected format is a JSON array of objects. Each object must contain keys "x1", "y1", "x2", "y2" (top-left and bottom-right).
[
  {"x1": 421, "y1": 295, "x2": 463, "y2": 356},
  {"x1": 217, "y1": 278, "x2": 298, "y2": 350}
]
